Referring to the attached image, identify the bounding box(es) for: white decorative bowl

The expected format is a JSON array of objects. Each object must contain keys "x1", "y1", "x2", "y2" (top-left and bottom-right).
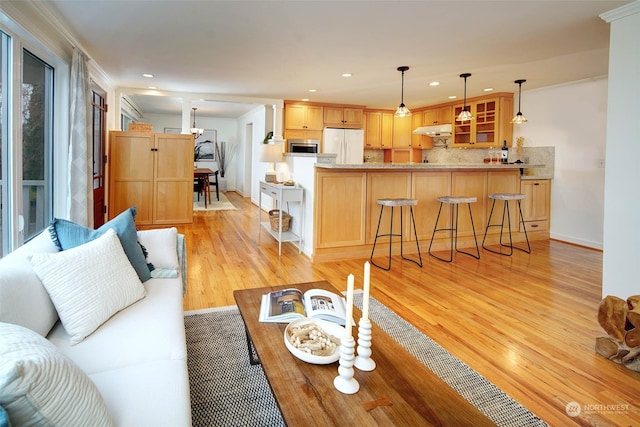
[{"x1": 284, "y1": 318, "x2": 344, "y2": 364}]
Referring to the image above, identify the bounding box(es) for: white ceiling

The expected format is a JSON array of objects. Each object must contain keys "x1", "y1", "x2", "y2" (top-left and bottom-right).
[{"x1": 42, "y1": 0, "x2": 630, "y2": 118}]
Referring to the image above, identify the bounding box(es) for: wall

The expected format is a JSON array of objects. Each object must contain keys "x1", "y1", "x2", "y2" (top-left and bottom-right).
[
  {"x1": 513, "y1": 79, "x2": 608, "y2": 249},
  {"x1": 601, "y1": 2, "x2": 640, "y2": 299},
  {"x1": 238, "y1": 105, "x2": 269, "y2": 199}
]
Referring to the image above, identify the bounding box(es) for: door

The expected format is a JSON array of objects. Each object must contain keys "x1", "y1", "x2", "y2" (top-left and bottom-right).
[
  {"x1": 92, "y1": 88, "x2": 107, "y2": 227},
  {"x1": 344, "y1": 129, "x2": 364, "y2": 164}
]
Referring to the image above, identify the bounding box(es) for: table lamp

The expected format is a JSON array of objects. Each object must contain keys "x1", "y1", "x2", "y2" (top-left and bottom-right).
[{"x1": 260, "y1": 143, "x2": 283, "y2": 182}]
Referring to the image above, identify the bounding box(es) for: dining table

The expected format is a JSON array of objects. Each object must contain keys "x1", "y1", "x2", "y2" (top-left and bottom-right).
[{"x1": 194, "y1": 168, "x2": 219, "y2": 208}]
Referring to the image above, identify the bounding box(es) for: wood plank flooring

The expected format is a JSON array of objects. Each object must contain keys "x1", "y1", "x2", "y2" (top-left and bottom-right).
[{"x1": 176, "y1": 191, "x2": 640, "y2": 426}]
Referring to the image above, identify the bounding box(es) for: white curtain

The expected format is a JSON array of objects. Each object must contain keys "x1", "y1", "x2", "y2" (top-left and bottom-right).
[{"x1": 67, "y1": 49, "x2": 93, "y2": 227}]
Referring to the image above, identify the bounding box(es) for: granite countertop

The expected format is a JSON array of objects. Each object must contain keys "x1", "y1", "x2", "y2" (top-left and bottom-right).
[{"x1": 313, "y1": 162, "x2": 552, "y2": 179}]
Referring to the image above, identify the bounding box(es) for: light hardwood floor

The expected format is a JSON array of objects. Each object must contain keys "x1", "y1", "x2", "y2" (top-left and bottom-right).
[{"x1": 177, "y1": 191, "x2": 639, "y2": 426}]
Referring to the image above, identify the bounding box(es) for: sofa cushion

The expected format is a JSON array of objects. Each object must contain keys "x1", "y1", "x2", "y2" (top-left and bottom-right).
[
  {"x1": 0, "y1": 322, "x2": 113, "y2": 427},
  {"x1": 30, "y1": 229, "x2": 146, "y2": 345},
  {"x1": 137, "y1": 227, "x2": 179, "y2": 271},
  {"x1": 0, "y1": 230, "x2": 59, "y2": 337},
  {"x1": 49, "y1": 206, "x2": 151, "y2": 282},
  {"x1": 48, "y1": 276, "x2": 186, "y2": 374}
]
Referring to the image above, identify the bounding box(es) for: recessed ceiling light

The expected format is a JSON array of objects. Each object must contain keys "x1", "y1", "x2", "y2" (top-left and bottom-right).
[
  {"x1": 342, "y1": 73, "x2": 352, "y2": 77},
  {"x1": 429, "y1": 81, "x2": 440, "y2": 86},
  {"x1": 483, "y1": 87, "x2": 494, "y2": 92},
  {"x1": 448, "y1": 95, "x2": 457, "y2": 99},
  {"x1": 142, "y1": 73, "x2": 154, "y2": 78},
  {"x1": 301, "y1": 98, "x2": 309, "y2": 102},
  {"x1": 148, "y1": 86, "x2": 157, "y2": 90},
  {"x1": 308, "y1": 89, "x2": 317, "y2": 93}
]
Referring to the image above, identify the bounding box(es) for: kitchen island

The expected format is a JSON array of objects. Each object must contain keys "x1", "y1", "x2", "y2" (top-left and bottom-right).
[{"x1": 312, "y1": 162, "x2": 549, "y2": 262}]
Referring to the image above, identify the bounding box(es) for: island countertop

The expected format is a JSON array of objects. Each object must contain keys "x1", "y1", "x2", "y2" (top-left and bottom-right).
[{"x1": 314, "y1": 162, "x2": 551, "y2": 179}]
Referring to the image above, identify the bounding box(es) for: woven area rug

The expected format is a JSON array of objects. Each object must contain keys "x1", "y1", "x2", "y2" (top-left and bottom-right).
[
  {"x1": 193, "y1": 191, "x2": 237, "y2": 211},
  {"x1": 184, "y1": 294, "x2": 547, "y2": 427}
]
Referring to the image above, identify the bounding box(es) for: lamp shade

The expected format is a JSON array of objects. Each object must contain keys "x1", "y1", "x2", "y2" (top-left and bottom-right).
[{"x1": 259, "y1": 143, "x2": 283, "y2": 163}]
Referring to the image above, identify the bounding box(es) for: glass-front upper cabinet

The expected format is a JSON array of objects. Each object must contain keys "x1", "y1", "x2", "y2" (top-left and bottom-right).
[{"x1": 453, "y1": 98, "x2": 497, "y2": 147}]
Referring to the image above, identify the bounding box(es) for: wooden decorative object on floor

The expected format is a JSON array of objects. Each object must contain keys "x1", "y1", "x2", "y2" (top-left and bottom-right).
[{"x1": 595, "y1": 295, "x2": 640, "y2": 371}]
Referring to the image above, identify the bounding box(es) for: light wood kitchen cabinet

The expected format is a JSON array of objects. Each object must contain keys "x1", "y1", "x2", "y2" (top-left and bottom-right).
[
  {"x1": 412, "y1": 171, "x2": 452, "y2": 240},
  {"x1": 485, "y1": 171, "x2": 521, "y2": 234},
  {"x1": 324, "y1": 106, "x2": 363, "y2": 128},
  {"x1": 364, "y1": 110, "x2": 394, "y2": 149},
  {"x1": 284, "y1": 104, "x2": 324, "y2": 130},
  {"x1": 315, "y1": 171, "x2": 367, "y2": 248},
  {"x1": 451, "y1": 171, "x2": 487, "y2": 238},
  {"x1": 108, "y1": 131, "x2": 193, "y2": 225},
  {"x1": 366, "y1": 172, "x2": 412, "y2": 244},
  {"x1": 284, "y1": 129, "x2": 322, "y2": 141},
  {"x1": 411, "y1": 112, "x2": 433, "y2": 149},
  {"x1": 452, "y1": 94, "x2": 513, "y2": 148},
  {"x1": 422, "y1": 106, "x2": 452, "y2": 125},
  {"x1": 520, "y1": 179, "x2": 550, "y2": 232},
  {"x1": 392, "y1": 115, "x2": 412, "y2": 148}
]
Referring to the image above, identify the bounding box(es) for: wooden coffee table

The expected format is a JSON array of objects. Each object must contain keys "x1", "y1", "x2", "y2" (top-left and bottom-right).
[{"x1": 234, "y1": 280, "x2": 494, "y2": 426}]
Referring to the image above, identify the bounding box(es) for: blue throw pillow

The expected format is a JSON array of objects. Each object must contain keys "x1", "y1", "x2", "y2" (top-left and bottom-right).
[
  {"x1": 0, "y1": 405, "x2": 11, "y2": 427},
  {"x1": 49, "y1": 207, "x2": 151, "y2": 282}
]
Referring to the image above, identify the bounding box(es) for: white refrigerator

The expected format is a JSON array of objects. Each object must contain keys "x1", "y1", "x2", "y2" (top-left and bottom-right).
[{"x1": 322, "y1": 128, "x2": 364, "y2": 165}]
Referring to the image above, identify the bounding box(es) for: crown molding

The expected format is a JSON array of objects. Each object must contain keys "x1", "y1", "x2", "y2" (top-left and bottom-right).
[{"x1": 600, "y1": 1, "x2": 640, "y2": 23}]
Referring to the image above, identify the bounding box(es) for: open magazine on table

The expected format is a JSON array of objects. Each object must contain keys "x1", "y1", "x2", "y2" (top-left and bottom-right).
[{"x1": 259, "y1": 288, "x2": 347, "y2": 325}]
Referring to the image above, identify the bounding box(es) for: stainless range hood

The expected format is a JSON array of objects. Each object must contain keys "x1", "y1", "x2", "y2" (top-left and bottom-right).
[{"x1": 412, "y1": 123, "x2": 452, "y2": 136}]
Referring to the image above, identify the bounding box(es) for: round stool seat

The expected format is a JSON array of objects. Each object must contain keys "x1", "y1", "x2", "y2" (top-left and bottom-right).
[
  {"x1": 489, "y1": 193, "x2": 525, "y2": 201},
  {"x1": 377, "y1": 198, "x2": 418, "y2": 207},
  {"x1": 437, "y1": 196, "x2": 477, "y2": 204}
]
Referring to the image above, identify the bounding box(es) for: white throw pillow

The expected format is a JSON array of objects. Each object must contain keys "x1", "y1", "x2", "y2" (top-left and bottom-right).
[
  {"x1": 0, "y1": 322, "x2": 113, "y2": 426},
  {"x1": 30, "y1": 229, "x2": 146, "y2": 345},
  {"x1": 137, "y1": 227, "x2": 179, "y2": 270}
]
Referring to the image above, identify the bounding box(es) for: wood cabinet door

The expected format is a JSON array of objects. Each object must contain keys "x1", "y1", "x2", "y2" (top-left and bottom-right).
[
  {"x1": 381, "y1": 112, "x2": 394, "y2": 148},
  {"x1": 315, "y1": 172, "x2": 367, "y2": 248},
  {"x1": 285, "y1": 104, "x2": 306, "y2": 129},
  {"x1": 364, "y1": 112, "x2": 382, "y2": 148},
  {"x1": 305, "y1": 106, "x2": 324, "y2": 130},
  {"x1": 451, "y1": 171, "x2": 487, "y2": 237},
  {"x1": 323, "y1": 107, "x2": 344, "y2": 126},
  {"x1": 412, "y1": 171, "x2": 452, "y2": 241},
  {"x1": 108, "y1": 132, "x2": 154, "y2": 224},
  {"x1": 154, "y1": 134, "x2": 194, "y2": 224},
  {"x1": 343, "y1": 108, "x2": 363, "y2": 126},
  {"x1": 366, "y1": 172, "x2": 411, "y2": 244},
  {"x1": 392, "y1": 116, "x2": 411, "y2": 148},
  {"x1": 521, "y1": 180, "x2": 550, "y2": 221}
]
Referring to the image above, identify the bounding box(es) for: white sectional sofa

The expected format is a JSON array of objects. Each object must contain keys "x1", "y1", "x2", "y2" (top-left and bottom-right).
[{"x1": 0, "y1": 209, "x2": 192, "y2": 427}]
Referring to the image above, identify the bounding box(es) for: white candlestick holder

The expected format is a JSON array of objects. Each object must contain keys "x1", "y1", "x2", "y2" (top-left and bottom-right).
[
  {"x1": 333, "y1": 336, "x2": 359, "y2": 394},
  {"x1": 354, "y1": 318, "x2": 376, "y2": 371}
]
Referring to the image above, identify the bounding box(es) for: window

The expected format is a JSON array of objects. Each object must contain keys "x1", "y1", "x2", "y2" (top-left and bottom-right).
[
  {"x1": 21, "y1": 49, "x2": 53, "y2": 242},
  {"x1": 0, "y1": 17, "x2": 63, "y2": 256},
  {"x1": 0, "y1": 31, "x2": 9, "y2": 255}
]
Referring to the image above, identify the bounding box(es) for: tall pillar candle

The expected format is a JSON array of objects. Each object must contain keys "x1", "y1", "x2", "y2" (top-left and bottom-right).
[
  {"x1": 344, "y1": 274, "x2": 354, "y2": 338},
  {"x1": 363, "y1": 261, "x2": 370, "y2": 320}
]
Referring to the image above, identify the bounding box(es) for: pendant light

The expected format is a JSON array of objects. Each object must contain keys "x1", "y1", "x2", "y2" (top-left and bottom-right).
[
  {"x1": 190, "y1": 107, "x2": 204, "y2": 137},
  {"x1": 511, "y1": 79, "x2": 528, "y2": 124},
  {"x1": 394, "y1": 66, "x2": 412, "y2": 117},
  {"x1": 457, "y1": 73, "x2": 473, "y2": 122}
]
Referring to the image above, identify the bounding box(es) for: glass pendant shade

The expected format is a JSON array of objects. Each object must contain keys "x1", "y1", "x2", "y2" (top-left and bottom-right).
[
  {"x1": 457, "y1": 73, "x2": 473, "y2": 122},
  {"x1": 511, "y1": 79, "x2": 528, "y2": 124},
  {"x1": 394, "y1": 66, "x2": 412, "y2": 117}
]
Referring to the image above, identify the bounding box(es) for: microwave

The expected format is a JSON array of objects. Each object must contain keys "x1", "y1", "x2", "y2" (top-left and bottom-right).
[{"x1": 288, "y1": 139, "x2": 319, "y2": 154}]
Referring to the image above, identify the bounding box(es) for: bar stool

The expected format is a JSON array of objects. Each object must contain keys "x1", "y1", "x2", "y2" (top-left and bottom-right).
[
  {"x1": 482, "y1": 193, "x2": 531, "y2": 255},
  {"x1": 370, "y1": 198, "x2": 423, "y2": 270},
  {"x1": 428, "y1": 196, "x2": 480, "y2": 262}
]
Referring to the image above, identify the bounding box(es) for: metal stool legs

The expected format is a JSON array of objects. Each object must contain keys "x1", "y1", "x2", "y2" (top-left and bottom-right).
[
  {"x1": 370, "y1": 204, "x2": 423, "y2": 270},
  {"x1": 428, "y1": 200, "x2": 480, "y2": 262},
  {"x1": 482, "y1": 198, "x2": 531, "y2": 255}
]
